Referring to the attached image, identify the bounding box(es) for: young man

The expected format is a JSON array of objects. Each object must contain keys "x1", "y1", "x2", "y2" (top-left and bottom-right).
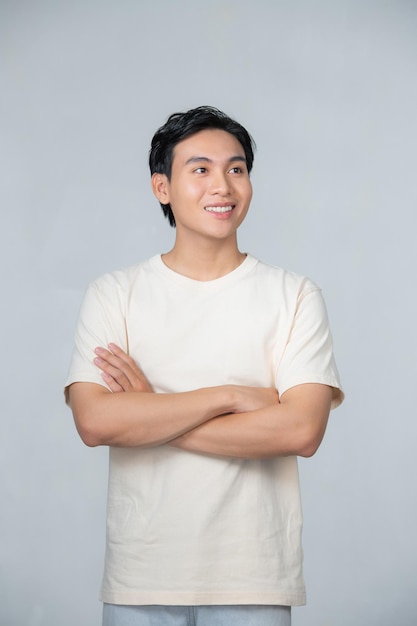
[{"x1": 65, "y1": 106, "x2": 343, "y2": 626}]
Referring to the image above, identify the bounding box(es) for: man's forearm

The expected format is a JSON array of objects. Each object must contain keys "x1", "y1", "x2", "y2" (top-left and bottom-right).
[
  {"x1": 170, "y1": 384, "x2": 333, "y2": 459},
  {"x1": 69, "y1": 382, "x2": 236, "y2": 448}
]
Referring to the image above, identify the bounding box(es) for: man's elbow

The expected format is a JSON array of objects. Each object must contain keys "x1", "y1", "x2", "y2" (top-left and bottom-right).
[
  {"x1": 298, "y1": 437, "x2": 322, "y2": 458},
  {"x1": 68, "y1": 384, "x2": 111, "y2": 447},
  {"x1": 77, "y1": 426, "x2": 103, "y2": 448},
  {"x1": 73, "y1": 410, "x2": 104, "y2": 447},
  {"x1": 297, "y1": 420, "x2": 328, "y2": 458}
]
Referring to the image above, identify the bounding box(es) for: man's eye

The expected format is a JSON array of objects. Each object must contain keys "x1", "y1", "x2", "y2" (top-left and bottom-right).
[
  {"x1": 194, "y1": 167, "x2": 207, "y2": 174},
  {"x1": 229, "y1": 166, "x2": 243, "y2": 174}
]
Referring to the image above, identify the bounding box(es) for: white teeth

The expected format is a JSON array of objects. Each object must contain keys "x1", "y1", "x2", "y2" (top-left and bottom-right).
[{"x1": 204, "y1": 205, "x2": 233, "y2": 213}]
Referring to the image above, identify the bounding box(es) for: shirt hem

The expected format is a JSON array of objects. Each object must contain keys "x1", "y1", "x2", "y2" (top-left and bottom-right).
[
  {"x1": 99, "y1": 590, "x2": 306, "y2": 607},
  {"x1": 278, "y1": 374, "x2": 344, "y2": 409}
]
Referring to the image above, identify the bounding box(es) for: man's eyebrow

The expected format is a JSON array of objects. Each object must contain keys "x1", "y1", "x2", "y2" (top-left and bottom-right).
[{"x1": 185, "y1": 155, "x2": 247, "y2": 165}]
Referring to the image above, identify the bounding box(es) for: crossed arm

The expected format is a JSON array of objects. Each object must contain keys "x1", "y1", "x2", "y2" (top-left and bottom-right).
[{"x1": 68, "y1": 344, "x2": 332, "y2": 459}]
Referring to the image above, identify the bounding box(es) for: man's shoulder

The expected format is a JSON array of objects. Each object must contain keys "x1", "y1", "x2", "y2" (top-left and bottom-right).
[
  {"x1": 89, "y1": 255, "x2": 159, "y2": 293},
  {"x1": 251, "y1": 256, "x2": 320, "y2": 295}
]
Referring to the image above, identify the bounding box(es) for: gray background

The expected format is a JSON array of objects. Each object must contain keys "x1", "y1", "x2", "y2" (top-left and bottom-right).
[{"x1": 1, "y1": 1, "x2": 416, "y2": 624}]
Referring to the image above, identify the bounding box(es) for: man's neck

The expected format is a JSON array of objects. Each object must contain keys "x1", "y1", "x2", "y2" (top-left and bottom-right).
[{"x1": 161, "y1": 238, "x2": 246, "y2": 281}]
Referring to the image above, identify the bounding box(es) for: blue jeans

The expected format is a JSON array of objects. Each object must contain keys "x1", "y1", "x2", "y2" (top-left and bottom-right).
[{"x1": 102, "y1": 604, "x2": 291, "y2": 625}]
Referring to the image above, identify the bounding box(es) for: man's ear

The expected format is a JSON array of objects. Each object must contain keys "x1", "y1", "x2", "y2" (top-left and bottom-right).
[{"x1": 151, "y1": 173, "x2": 170, "y2": 204}]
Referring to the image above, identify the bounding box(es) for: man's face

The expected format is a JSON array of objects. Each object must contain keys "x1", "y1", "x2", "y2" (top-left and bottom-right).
[{"x1": 153, "y1": 129, "x2": 253, "y2": 243}]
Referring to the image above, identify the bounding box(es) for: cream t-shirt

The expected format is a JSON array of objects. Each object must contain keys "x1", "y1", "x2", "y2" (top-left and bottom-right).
[{"x1": 65, "y1": 254, "x2": 343, "y2": 606}]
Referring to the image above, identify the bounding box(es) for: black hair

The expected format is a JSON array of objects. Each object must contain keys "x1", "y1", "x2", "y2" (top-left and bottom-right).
[{"x1": 149, "y1": 105, "x2": 256, "y2": 227}]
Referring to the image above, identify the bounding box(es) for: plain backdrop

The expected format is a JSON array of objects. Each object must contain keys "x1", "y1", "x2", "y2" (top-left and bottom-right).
[{"x1": 1, "y1": 1, "x2": 416, "y2": 625}]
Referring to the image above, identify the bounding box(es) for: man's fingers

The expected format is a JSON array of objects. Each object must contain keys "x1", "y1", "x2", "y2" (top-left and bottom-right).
[
  {"x1": 108, "y1": 344, "x2": 146, "y2": 379},
  {"x1": 96, "y1": 345, "x2": 143, "y2": 377},
  {"x1": 94, "y1": 356, "x2": 132, "y2": 389},
  {"x1": 108, "y1": 343, "x2": 138, "y2": 368},
  {"x1": 101, "y1": 371, "x2": 124, "y2": 393},
  {"x1": 94, "y1": 345, "x2": 153, "y2": 393},
  {"x1": 95, "y1": 347, "x2": 137, "y2": 378}
]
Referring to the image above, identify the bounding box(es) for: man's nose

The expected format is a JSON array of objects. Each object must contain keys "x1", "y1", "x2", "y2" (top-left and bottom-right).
[{"x1": 209, "y1": 171, "x2": 231, "y2": 194}]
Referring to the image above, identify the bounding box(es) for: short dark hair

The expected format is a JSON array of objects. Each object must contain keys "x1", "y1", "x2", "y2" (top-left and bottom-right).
[{"x1": 149, "y1": 106, "x2": 256, "y2": 227}]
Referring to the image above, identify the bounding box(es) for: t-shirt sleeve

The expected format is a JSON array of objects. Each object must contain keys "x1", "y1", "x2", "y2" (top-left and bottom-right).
[
  {"x1": 275, "y1": 284, "x2": 344, "y2": 409},
  {"x1": 64, "y1": 276, "x2": 128, "y2": 403}
]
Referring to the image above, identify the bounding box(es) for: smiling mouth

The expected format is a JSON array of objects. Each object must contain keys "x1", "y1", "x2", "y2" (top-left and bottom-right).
[{"x1": 204, "y1": 205, "x2": 234, "y2": 213}]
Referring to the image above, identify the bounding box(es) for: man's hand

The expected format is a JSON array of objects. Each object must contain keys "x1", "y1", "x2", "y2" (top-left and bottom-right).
[{"x1": 94, "y1": 343, "x2": 153, "y2": 393}]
